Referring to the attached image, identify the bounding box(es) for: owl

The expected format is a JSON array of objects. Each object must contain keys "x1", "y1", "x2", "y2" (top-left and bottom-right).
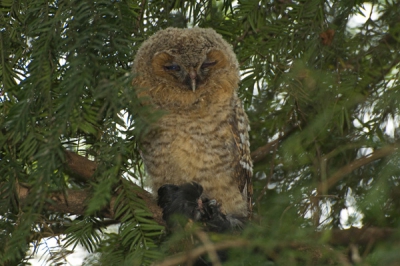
[{"x1": 132, "y1": 27, "x2": 252, "y2": 226}]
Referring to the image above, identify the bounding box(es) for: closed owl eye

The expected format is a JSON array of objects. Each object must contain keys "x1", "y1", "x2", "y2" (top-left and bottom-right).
[
  {"x1": 164, "y1": 64, "x2": 181, "y2": 71},
  {"x1": 201, "y1": 61, "x2": 217, "y2": 69}
]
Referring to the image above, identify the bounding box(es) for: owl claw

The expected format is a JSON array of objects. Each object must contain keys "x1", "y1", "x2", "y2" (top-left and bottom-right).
[
  {"x1": 191, "y1": 79, "x2": 196, "y2": 92},
  {"x1": 201, "y1": 200, "x2": 231, "y2": 233},
  {"x1": 208, "y1": 199, "x2": 217, "y2": 206}
]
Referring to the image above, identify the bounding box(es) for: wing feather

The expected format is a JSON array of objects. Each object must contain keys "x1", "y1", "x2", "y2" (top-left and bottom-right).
[{"x1": 229, "y1": 96, "x2": 253, "y2": 215}]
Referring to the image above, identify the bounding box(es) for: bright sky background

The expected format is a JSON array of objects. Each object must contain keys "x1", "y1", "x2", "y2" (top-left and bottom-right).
[{"x1": 29, "y1": 238, "x2": 89, "y2": 266}]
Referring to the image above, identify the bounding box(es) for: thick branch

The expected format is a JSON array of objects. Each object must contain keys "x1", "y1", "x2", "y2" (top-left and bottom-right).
[
  {"x1": 64, "y1": 150, "x2": 164, "y2": 224},
  {"x1": 18, "y1": 184, "x2": 112, "y2": 217},
  {"x1": 17, "y1": 180, "x2": 165, "y2": 225},
  {"x1": 65, "y1": 151, "x2": 96, "y2": 182}
]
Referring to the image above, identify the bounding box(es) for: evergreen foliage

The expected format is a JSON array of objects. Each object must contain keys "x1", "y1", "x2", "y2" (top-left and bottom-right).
[{"x1": 0, "y1": 0, "x2": 399, "y2": 265}]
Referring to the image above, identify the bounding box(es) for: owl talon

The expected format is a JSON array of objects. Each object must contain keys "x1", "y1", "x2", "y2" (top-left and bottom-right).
[{"x1": 208, "y1": 199, "x2": 217, "y2": 206}]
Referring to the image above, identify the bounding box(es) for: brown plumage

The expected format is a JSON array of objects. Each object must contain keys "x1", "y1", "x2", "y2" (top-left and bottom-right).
[{"x1": 132, "y1": 27, "x2": 252, "y2": 219}]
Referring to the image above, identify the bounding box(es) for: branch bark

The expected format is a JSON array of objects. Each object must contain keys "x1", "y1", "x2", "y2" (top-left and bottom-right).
[
  {"x1": 64, "y1": 151, "x2": 96, "y2": 182},
  {"x1": 21, "y1": 150, "x2": 165, "y2": 225},
  {"x1": 17, "y1": 174, "x2": 165, "y2": 225},
  {"x1": 18, "y1": 184, "x2": 111, "y2": 217}
]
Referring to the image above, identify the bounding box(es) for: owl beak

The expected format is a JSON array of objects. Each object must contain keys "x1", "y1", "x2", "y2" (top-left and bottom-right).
[
  {"x1": 191, "y1": 79, "x2": 196, "y2": 92},
  {"x1": 189, "y1": 69, "x2": 197, "y2": 92}
]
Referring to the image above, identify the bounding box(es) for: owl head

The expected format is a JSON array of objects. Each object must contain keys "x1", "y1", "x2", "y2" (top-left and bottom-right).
[{"x1": 132, "y1": 27, "x2": 240, "y2": 110}]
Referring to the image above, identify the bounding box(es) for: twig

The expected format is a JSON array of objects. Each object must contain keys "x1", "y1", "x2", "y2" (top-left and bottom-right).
[
  {"x1": 250, "y1": 138, "x2": 279, "y2": 164},
  {"x1": 152, "y1": 239, "x2": 249, "y2": 266},
  {"x1": 317, "y1": 144, "x2": 399, "y2": 194},
  {"x1": 195, "y1": 231, "x2": 221, "y2": 266},
  {"x1": 250, "y1": 126, "x2": 298, "y2": 164}
]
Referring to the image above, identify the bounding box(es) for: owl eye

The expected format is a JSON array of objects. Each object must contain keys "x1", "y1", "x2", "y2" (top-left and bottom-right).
[
  {"x1": 164, "y1": 64, "x2": 181, "y2": 71},
  {"x1": 201, "y1": 61, "x2": 217, "y2": 69}
]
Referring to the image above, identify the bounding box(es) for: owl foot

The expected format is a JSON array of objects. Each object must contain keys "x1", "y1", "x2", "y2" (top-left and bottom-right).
[
  {"x1": 202, "y1": 200, "x2": 246, "y2": 231},
  {"x1": 157, "y1": 182, "x2": 235, "y2": 232},
  {"x1": 157, "y1": 182, "x2": 245, "y2": 265},
  {"x1": 157, "y1": 182, "x2": 204, "y2": 226},
  {"x1": 200, "y1": 198, "x2": 231, "y2": 233}
]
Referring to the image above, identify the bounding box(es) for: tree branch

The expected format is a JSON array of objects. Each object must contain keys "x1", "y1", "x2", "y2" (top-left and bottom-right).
[
  {"x1": 327, "y1": 227, "x2": 398, "y2": 246},
  {"x1": 16, "y1": 181, "x2": 165, "y2": 225},
  {"x1": 251, "y1": 138, "x2": 279, "y2": 164},
  {"x1": 153, "y1": 239, "x2": 250, "y2": 266},
  {"x1": 64, "y1": 151, "x2": 96, "y2": 182},
  {"x1": 318, "y1": 144, "x2": 399, "y2": 194},
  {"x1": 18, "y1": 184, "x2": 98, "y2": 217},
  {"x1": 250, "y1": 126, "x2": 298, "y2": 164},
  {"x1": 17, "y1": 150, "x2": 165, "y2": 225}
]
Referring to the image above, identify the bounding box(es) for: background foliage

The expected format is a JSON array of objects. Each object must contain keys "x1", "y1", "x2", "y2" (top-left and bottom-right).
[{"x1": 1, "y1": 0, "x2": 400, "y2": 265}]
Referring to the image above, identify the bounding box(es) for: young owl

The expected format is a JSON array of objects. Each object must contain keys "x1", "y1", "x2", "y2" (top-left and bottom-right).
[{"x1": 132, "y1": 27, "x2": 252, "y2": 227}]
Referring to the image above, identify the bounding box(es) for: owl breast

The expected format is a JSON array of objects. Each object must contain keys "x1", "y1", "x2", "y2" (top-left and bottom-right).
[{"x1": 141, "y1": 96, "x2": 248, "y2": 217}]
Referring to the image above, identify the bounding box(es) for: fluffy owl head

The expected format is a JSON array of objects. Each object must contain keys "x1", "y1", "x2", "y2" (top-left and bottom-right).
[{"x1": 132, "y1": 27, "x2": 240, "y2": 110}]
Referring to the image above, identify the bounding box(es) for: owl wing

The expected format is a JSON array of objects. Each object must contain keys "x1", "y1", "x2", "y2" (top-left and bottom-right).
[{"x1": 230, "y1": 96, "x2": 253, "y2": 215}]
